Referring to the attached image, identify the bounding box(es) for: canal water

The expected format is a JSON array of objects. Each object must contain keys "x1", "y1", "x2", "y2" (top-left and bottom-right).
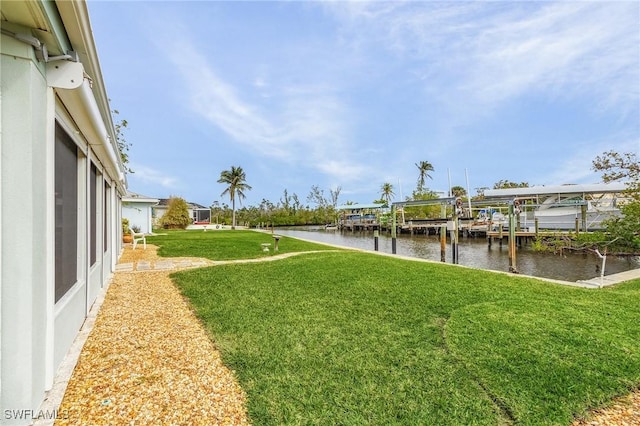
[{"x1": 275, "y1": 227, "x2": 640, "y2": 282}]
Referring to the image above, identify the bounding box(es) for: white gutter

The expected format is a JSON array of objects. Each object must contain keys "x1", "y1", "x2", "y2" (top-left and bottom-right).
[
  {"x1": 54, "y1": 0, "x2": 127, "y2": 193},
  {"x1": 55, "y1": 77, "x2": 126, "y2": 192},
  {"x1": 77, "y1": 78, "x2": 125, "y2": 183},
  {"x1": 3, "y1": 2, "x2": 126, "y2": 191}
]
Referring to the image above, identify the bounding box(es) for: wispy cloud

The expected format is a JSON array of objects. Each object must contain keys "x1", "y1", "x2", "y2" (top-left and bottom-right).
[
  {"x1": 151, "y1": 32, "x2": 367, "y2": 183},
  {"x1": 130, "y1": 164, "x2": 179, "y2": 189},
  {"x1": 326, "y1": 1, "x2": 639, "y2": 117},
  {"x1": 118, "y1": 1, "x2": 637, "y2": 204},
  {"x1": 462, "y1": 3, "x2": 639, "y2": 114}
]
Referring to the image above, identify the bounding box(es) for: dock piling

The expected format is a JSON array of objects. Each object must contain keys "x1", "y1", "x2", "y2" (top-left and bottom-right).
[
  {"x1": 440, "y1": 205, "x2": 446, "y2": 262},
  {"x1": 391, "y1": 205, "x2": 397, "y2": 254},
  {"x1": 451, "y1": 207, "x2": 460, "y2": 264},
  {"x1": 508, "y1": 201, "x2": 518, "y2": 273}
]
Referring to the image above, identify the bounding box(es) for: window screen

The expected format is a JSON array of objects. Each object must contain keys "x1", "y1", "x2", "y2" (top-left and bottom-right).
[
  {"x1": 55, "y1": 123, "x2": 78, "y2": 302},
  {"x1": 90, "y1": 163, "x2": 97, "y2": 266},
  {"x1": 104, "y1": 181, "x2": 110, "y2": 253}
]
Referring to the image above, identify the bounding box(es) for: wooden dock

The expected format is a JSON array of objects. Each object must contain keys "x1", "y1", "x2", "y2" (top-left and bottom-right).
[
  {"x1": 401, "y1": 219, "x2": 446, "y2": 235},
  {"x1": 487, "y1": 230, "x2": 537, "y2": 238},
  {"x1": 341, "y1": 220, "x2": 380, "y2": 231},
  {"x1": 487, "y1": 230, "x2": 579, "y2": 238}
]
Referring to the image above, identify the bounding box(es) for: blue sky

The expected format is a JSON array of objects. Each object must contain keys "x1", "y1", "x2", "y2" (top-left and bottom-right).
[{"x1": 88, "y1": 1, "x2": 639, "y2": 208}]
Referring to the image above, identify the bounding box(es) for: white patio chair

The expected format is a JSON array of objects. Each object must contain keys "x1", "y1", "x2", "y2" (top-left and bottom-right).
[{"x1": 131, "y1": 231, "x2": 146, "y2": 250}]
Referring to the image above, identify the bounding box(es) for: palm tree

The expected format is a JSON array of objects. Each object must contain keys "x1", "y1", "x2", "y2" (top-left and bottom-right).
[
  {"x1": 217, "y1": 166, "x2": 252, "y2": 229},
  {"x1": 380, "y1": 182, "x2": 395, "y2": 206},
  {"x1": 415, "y1": 161, "x2": 434, "y2": 193},
  {"x1": 451, "y1": 185, "x2": 467, "y2": 198}
]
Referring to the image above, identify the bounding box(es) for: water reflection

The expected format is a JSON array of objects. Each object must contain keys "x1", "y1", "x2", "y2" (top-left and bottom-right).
[{"x1": 275, "y1": 227, "x2": 639, "y2": 282}]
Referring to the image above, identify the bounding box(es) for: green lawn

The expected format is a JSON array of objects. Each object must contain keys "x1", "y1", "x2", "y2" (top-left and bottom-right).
[
  {"x1": 147, "y1": 230, "x2": 338, "y2": 260},
  {"x1": 156, "y1": 231, "x2": 640, "y2": 425}
]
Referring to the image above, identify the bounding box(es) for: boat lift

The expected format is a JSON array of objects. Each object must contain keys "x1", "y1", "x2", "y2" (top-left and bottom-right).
[{"x1": 389, "y1": 182, "x2": 630, "y2": 273}]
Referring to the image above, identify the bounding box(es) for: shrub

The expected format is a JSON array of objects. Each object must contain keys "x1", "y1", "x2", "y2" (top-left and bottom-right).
[
  {"x1": 160, "y1": 197, "x2": 191, "y2": 229},
  {"x1": 122, "y1": 218, "x2": 130, "y2": 234}
]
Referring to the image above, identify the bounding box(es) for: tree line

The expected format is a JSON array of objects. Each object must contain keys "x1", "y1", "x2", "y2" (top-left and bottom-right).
[{"x1": 159, "y1": 152, "x2": 638, "y2": 252}]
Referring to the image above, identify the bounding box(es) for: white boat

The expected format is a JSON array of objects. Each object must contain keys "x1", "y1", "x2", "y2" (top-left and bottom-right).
[
  {"x1": 483, "y1": 182, "x2": 628, "y2": 231},
  {"x1": 534, "y1": 198, "x2": 622, "y2": 230}
]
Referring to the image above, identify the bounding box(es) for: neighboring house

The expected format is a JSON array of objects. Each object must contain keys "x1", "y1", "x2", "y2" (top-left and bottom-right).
[
  {"x1": 1, "y1": 1, "x2": 126, "y2": 423},
  {"x1": 122, "y1": 192, "x2": 159, "y2": 234},
  {"x1": 153, "y1": 198, "x2": 211, "y2": 226}
]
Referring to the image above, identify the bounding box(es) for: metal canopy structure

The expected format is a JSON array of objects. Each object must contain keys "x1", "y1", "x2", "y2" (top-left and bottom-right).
[
  {"x1": 391, "y1": 182, "x2": 630, "y2": 209},
  {"x1": 483, "y1": 182, "x2": 629, "y2": 199},
  {"x1": 336, "y1": 203, "x2": 385, "y2": 211},
  {"x1": 392, "y1": 197, "x2": 457, "y2": 208}
]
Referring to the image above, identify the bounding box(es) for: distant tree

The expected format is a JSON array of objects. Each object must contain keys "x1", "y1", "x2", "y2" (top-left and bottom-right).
[
  {"x1": 380, "y1": 182, "x2": 395, "y2": 205},
  {"x1": 330, "y1": 186, "x2": 342, "y2": 208},
  {"x1": 405, "y1": 189, "x2": 440, "y2": 218},
  {"x1": 210, "y1": 200, "x2": 222, "y2": 224},
  {"x1": 218, "y1": 166, "x2": 252, "y2": 229},
  {"x1": 493, "y1": 180, "x2": 529, "y2": 189},
  {"x1": 308, "y1": 185, "x2": 340, "y2": 223},
  {"x1": 602, "y1": 202, "x2": 640, "y2": 250},
  {"x1": 415, "y1": 161, "x2": 435, "y2": 193},
  {"x1": 112, "y1": 108, "x2": 134, "y2": 174},
  {"x1": 592, "y1": 151, "x2": 640, "y2": 250},
  {"x1": 280, "y1": 189, "x2": 291, "y2": 211},
  {"x1": 160, "y1": 197, "x2": 191, "y2": 229},
  {"x1": 408, "y1": 189, "x2": 439, "y2": 202},
  {"x1": 474, "y1": 186, "x2": 489, "y2": 199},
  {"x1": 307, "y1": 185, "x2": 328, "y2": 208},
  {"x1": 451, "y1": 185, "x2": 467, "y2": 198},
  {"x1": 259, "y1": 198, "x2": 275, "y2": 212},
  {"x1": 291, "y1": 193, "x2": 302, "y2": 213},
  {"x1": 592, "y1": 151, "x2": 639, "y2": 198}
]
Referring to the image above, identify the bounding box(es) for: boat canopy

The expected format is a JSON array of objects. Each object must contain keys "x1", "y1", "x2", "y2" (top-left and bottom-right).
[
  {"x1": 484, "y1": 182, "x2": 629, "y2": 198},
  {"x1": 336, "y1": 203, "x2": 385, "y2": 211}
]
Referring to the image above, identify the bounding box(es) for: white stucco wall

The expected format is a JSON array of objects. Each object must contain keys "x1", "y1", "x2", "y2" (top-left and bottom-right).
[
  {"x1": 1, "y1": 14, "x2": 125, "y2": 424},
  {"x1": 122, "y1": 202, "x2": 155, "y2": 234},
  {"x1": 1, "y1": 34, "x2": 52, "y2": 423},
  {"x1": 152, "y1": 206, "x2": 167, "y2": 226}
]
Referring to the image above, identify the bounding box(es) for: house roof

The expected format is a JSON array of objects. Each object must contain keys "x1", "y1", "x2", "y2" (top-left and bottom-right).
[
  {"x1": 123, "y1": 191, "x2": 159, "y2": 204},
  {"x1": 155, "y1": 198, "x2": 208, "y2": 210}
]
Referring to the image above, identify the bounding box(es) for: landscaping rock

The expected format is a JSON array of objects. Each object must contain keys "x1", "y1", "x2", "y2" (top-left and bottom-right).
[{"x1": 56, "y1": 246, "x2": 249, "y2": 425}]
